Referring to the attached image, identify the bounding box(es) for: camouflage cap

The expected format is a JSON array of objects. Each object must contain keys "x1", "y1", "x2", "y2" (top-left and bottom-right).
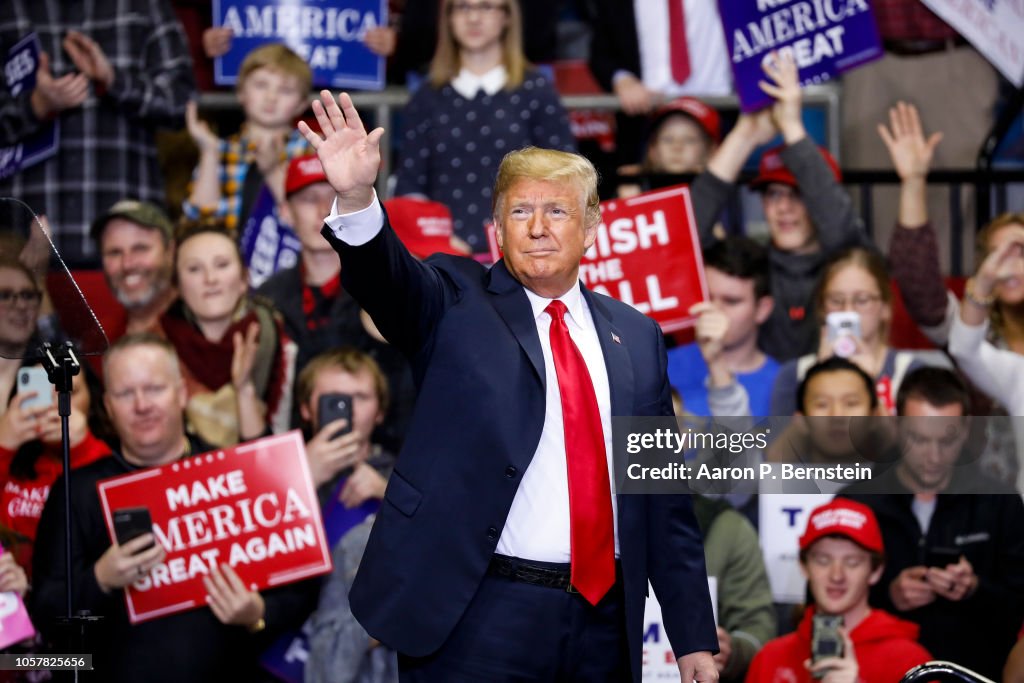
[{"x1": 91, "y1": 199, "x2": 174, "y2": 244}]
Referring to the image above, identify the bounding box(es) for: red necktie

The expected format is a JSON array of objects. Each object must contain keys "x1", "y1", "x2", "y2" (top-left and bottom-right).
[
  {"x1": 667, "y1": 0, "x2": 691, "y2": 85},
  {"x1": 546, "y1": 300, "x2": 615, "y2": 606}
]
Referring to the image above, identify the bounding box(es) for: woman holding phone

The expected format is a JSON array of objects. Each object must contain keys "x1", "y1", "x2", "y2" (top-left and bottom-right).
[
  {"x1": 770, "y1": 248, "x2": 939, "y2": 416},
  {"x1": 159, "y1": 225, "x2": 295, "y2": 447},
  {"x1": 0, "y1": 259, "x2": 109, "y2": 579}
]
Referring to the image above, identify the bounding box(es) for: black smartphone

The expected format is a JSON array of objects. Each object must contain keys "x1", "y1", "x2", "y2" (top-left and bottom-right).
[
  {"x1": 926, "y1": 546, "x2": 961, "y2": 568},
  {"x1": 113, "y1": 507, "x2": 154, "y2": 549},
  {"x1": 811, "y1": 613, "x2": 844, "y2": 677},
  {"x1": 318, "y1": 393, "x2": 353, "y2": 441}
]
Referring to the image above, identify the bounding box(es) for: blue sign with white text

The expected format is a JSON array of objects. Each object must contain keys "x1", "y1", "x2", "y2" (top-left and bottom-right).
[
  {"x1": 718, "y1": 0, "x2": 883, "y2": 111},
  {"x1": 213, "y1": 0, "x2": 386, "y2": 90},
  {"x1": 0, "y1": 33, "x2": 59, "y2": 180}
]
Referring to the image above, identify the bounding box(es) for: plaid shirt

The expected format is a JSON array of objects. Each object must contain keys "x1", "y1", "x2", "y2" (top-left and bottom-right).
[
  {"x1": 0, "y1": 0, "x2": 195, "y2": 268},
  {"x1": 870, "y1": 0, "x2": 960, "y2": 41},
  {"x1": 181, "y1": 127, "x2": 310, "y2": 232}
]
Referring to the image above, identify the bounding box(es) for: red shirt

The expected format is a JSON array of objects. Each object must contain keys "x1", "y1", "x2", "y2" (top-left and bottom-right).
[
  {"x1": 0, "y1": 433, "x2": 111, "y2": 577},
  {"x1": 871, "y1": 0, "x2": 960, "y2": 41},
  {"x1": 745, "y1": 606, "x2": 932, "y2": 683}
]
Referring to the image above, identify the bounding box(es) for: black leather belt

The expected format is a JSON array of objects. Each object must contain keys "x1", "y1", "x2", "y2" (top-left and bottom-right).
[
  {"x1": 884, "y1": 37, "x2": 967, "y2": 56},
  {"x1": 488, "y1": 554, "x2": 577, "y2": 592},
  {"x1": 488, "y1": 554, "x2": 621, "y2": 593}
]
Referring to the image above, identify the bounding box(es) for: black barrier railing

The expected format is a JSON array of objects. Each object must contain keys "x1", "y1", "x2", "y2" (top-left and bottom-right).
[
  {"x1": 899, "y1": 660, "x2": 996, "y2": 683},
  {"x1": 615, "y1": 168, "x2": 1024, "y2": 277}
]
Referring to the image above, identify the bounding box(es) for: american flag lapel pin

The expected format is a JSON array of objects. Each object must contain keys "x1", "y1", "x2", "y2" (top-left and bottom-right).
[{"x1": 611, "y1": 332, "x2": 621, "y2": 344}]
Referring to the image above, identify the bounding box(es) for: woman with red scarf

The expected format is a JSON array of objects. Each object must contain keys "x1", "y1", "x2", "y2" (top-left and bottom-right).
[{"x1": 160, "y1": 226, "x2": 295, "y2": 447}]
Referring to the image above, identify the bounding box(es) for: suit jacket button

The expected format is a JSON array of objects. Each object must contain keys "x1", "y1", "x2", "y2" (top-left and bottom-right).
[
  {"x1": 486, "y1": 526, "x2": 498, "y2": 540},
  {"x1": 505, "y1": 466, "x2": 517, "y2": 478}
]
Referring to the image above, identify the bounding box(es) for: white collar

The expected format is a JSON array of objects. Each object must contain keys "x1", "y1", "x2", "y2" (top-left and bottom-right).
[
  {"x1": 451, "y1": 65, "x2": 508, "y2": 99},
  {"x1": 524, "y1": 282, "x2": 587, "y2": 331}
]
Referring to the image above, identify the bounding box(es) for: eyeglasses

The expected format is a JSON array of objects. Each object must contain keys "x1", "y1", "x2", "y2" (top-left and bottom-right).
[
  {"x1": 824, "y1": 292, "x2": 881, "y2": 311},
  {"x1": 763, "y1": 186, "x2": 801, "y2": 204},
  {"x1": 0, "y1": 289, "x2": 42, "y2": 305},
  {"x1": 449, "y1": 2, "x2": 508, "y2": 15}
]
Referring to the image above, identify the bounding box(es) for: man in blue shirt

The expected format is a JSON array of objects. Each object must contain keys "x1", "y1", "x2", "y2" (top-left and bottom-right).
[{"x1": 668, "y1": 237, "x2": 778, "y2": 417}]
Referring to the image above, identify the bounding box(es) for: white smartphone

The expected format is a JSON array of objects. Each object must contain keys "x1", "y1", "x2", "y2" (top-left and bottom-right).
[
  {"x1": 16, "y1": 366, "x2": 53, "y2": 410},
  {"x1": 825, "y1": 311, "x2": 861, "y2": 358}
]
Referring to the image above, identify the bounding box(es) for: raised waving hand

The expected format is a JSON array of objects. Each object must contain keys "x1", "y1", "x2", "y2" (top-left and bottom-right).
[{"x1": 297, "y1": 91, "x2": 385, "y2": 214}]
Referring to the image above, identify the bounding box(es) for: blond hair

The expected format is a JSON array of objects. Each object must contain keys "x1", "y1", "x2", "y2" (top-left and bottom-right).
[
  {"x1": 491, "y1": 147, "x2": 601, "y2": 228},
  {"x1": 975, "y1": 212, "x2": 1024, "y2": 336},
  {"x1": 428, "y1": 0, "x2": 527, "y2": 90},
  {"x1": 237, "y1": 43, "x2": 312, "y2": 94},
  {"x1": 296, "y1": 347, "x2": 390, "y2": 417}
]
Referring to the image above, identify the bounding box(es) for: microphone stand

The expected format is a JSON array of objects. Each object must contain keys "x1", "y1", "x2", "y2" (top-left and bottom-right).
[{"x1": 39, "y1": 341, "x2": 99, "y2": 680}]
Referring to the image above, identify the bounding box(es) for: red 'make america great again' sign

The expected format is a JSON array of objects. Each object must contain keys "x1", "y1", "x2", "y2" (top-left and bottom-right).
[{"x1": 97, "y1": 431, "x2": 332, "y2": 624}]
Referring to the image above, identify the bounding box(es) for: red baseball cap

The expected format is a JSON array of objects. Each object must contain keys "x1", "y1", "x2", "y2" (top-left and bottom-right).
[
  {"x1": 285, "y1": 155, "x2": 329, "y2": 197},
  {"x1": 650, "y1": 96, "x2": 721, "y2": 143},
  {"x1": 383, "y1": 197, "x2": 466, "y2": 259},
  {"x1": 751, "y1": 145, "x2": 842, "y2": 189},
  {"x1": 799, "y1": 499, "x2": 884, "y2": 554}
]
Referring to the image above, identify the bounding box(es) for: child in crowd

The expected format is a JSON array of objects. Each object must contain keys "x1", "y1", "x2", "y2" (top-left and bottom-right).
[
  {"x1": 183, "y1": 43, "x2": 312, "y2": 284},
  {"x1": 393, "y1": 0, "x2": 574, "y2": 255},
  {"x1": 618, "y1": 96, "x2": 720, "y2": 198}
]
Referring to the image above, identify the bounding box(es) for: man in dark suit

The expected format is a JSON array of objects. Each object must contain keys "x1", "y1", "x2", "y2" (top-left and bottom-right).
[{"x1": 298, "y1": 91, "x2": 718, "y2": 682}]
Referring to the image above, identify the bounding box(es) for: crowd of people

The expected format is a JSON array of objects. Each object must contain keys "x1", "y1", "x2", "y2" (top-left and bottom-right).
[{"x1": 0, "y1": 0, "x2": 1021, "y2": 681}]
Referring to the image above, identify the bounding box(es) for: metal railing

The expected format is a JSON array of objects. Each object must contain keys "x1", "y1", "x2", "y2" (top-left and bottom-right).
[{"x1": 899, "y1": 660, "x2": 997, "y2": 682}]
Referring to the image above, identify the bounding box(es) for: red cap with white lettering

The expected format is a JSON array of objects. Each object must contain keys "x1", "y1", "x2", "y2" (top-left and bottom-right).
[
  {"x1": 383, "y1": 197, "x2": 466, "y2": 259},
  {"x1": 285, "y1": 155, "x2": 329, "y2": 197},
  {"x1": 799, "y1": 498, "x2": 884, "y2": 554}
]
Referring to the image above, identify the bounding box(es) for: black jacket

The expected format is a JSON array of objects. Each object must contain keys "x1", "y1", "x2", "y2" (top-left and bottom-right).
[{"x1": 839, "y1": 467, "x2": 1024, "y2": 680}]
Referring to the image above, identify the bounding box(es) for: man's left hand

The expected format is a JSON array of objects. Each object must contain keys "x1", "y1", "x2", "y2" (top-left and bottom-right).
[
  {"x1": 63, "y1": 31, "x2": 114, "y2": 90},
  {"x1": 204, "y1": 563, "x2": 266, "y2": 628},
  {"x1": 677, "y1": 650, "x2": 718, "y2": 682}
]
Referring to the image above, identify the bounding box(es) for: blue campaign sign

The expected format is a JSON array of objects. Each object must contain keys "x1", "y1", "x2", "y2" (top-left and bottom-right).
[
  {"x1": 0, "y1": 33, "x2": 59, "y2": 180},
  {"x1": 213, "y1": 0, "x2": 387, "y2": 90},
  {"x1": 718, "y1": 0, "x2": 884, "y2": 112}
]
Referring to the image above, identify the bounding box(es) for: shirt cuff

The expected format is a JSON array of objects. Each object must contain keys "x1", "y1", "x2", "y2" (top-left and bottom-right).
[{"x1": 324, "y1": 191, "x2": 383, "y2": 246}]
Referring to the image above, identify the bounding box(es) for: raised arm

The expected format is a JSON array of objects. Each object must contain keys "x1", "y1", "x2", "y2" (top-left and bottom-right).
[
  {"x1": 298, "y1": 91, "x2": 452, "y2": 354},
  {"x1": 881, "y1": 102, "x2": 950, "y2": 331},
  {"x1": 764, "y1": 53, "x2": 865, "y2": 253}
]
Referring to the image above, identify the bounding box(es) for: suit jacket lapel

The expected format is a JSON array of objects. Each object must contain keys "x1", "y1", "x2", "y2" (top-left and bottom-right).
[{"x1": 487, "y1": 261, "x2": 546, "y2": 386}]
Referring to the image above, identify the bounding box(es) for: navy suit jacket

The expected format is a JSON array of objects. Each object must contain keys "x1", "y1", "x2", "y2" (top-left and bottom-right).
[{"x1": 323, "y1": 211, "x2": 717, "y2": 681}]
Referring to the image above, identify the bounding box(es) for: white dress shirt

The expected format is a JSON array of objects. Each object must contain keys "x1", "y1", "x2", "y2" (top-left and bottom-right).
[
  {"x1": 632, "y1": 0, "x2": 733, "y2": 96},
  {"x1": 324, "y1": 198, "x2": 620, "y2": 562}
]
